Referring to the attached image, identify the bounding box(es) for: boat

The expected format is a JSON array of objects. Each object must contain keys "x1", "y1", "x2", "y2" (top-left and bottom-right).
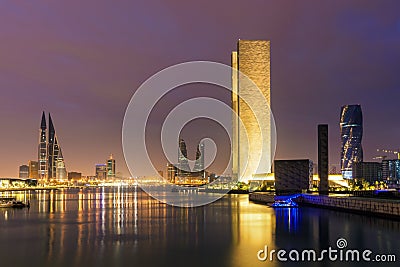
[
  {"x1": 271, "y1": 199, "x2": 298, "y2": 208},
  {"x1": 0, "y1": 197, "x2": 30, "y2": 208}
]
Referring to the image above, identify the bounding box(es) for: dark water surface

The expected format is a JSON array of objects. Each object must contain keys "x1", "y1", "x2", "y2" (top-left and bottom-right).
[{"x1": 0, "y1": 187, "x2": 399, "y2": 267}]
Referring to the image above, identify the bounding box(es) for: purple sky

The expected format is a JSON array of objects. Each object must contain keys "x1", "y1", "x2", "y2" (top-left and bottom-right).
[{"x1": 1, "y1": 0, "x2": 400, "y2": 177}]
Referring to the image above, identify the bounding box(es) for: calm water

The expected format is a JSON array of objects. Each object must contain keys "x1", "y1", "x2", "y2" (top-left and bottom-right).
[{"x1": 0, "y1": 187, "x2": 399, "y2": 267}]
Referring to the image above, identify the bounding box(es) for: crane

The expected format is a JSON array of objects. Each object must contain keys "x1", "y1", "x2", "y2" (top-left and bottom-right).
[{"x1": 375, "y1": 149, "x2": 400, "y2": 160}]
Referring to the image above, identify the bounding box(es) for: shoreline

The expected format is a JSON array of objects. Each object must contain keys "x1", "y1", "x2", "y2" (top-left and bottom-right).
[{"x1": 250, "y1": 192, "x2": 400, "y2": 220}]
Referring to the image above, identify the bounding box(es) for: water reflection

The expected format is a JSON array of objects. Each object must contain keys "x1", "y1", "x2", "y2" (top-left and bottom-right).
[{"x1": 0, "y1": 188, "x2": 399, "y2": 267}]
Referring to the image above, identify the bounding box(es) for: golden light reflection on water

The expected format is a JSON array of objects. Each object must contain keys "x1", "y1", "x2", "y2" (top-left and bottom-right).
[
  {"x1": 228, "y1": 195, "x2": 277, "y2": 267},
  {"x1": 0, "y1": 189, "x2": 400, "y2": 267}
]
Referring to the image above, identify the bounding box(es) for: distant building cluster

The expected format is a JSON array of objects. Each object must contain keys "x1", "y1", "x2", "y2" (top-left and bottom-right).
[
  {"x1": 95, "y1": 154, "x2": 116, "y2": 180},
  {"x1": 11, "y1": 39, "x2": 398, "y2": 192},
  {"x1": 165, "y1": 139, "x2": 207, "y2": 185},
  {"x1": 18, "y1": 112, "x2": 67, "y2": 181},
  {"x1": 17, "y1": 112, "x2": 117, "y2": 183},
  {"x1": 339, "y1": 105, "x2": 399, "y2": 186}
]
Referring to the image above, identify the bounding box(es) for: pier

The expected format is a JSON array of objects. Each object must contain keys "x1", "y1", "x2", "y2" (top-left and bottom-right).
[{"x1": 250, "y1": 192, "x2": 400, "y2": 220}]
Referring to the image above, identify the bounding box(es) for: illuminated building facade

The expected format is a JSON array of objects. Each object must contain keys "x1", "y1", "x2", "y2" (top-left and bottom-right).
[
  {"x1": 56, "y1": 149, "x2": 67, "y2": 180},
  {"x1": 173, "y1": 139, "x2": 206, "y2": 184},
  {"x1": 381, "y1": 159, "x2": 400, "y2": 185},
  {"x1": 95, "y1": 164, "x2": 107, "y2": 180},
  {"x1": 107, "y1": 154, "x2": 116, "y2": 179},
  {"x1": 19, "y1": 165, "x2": 29, "y2": 178},
  {"x1": 38, "y1": 112, "x2": 47, "y2": 179},
  {"x1": 47, "y1": 114, "x2": 60, "y2": 179},
  {"x1": 193, "y1": 141, "x2": 205, "y2": 178},
  {"x1": 340, "y1": 105, "x2": 363, "y2": 178},
  {"x1": 232, "y1": 40, "x2": 272, "y2": 182},
  {"x1": 177, "y1": 138, "x2": 190, "y2": 176},
  {"x1": 166, "y1": 163, "x2": 176, "y2": 183},
  {"x1": 68, "y1": 172, "x2": 82, "y2": 180},
  {"x1": 37, "y1": 112, "x2": 67, "y2": 180},
  {"x1": 28, "y1": 160, "x2": 39, "y2": 179}
]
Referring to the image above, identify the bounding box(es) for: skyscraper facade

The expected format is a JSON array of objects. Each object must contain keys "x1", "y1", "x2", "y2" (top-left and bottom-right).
[
  {"x1": 166, "y1": 163, "x2": 176, "y2": 183},
  {"x1": 95, "y1": 164, "x2": 107, "y2": 180},
  {"x1": 56, "y1": 149, "x2": 67, "y2": 180},
  {"x1": 38, "y1": 112, "x2": 47, "y2": 179},
  {"x1": 174, "y1": 139, "x2": 206, "y2": 180},
  {"x1": 340, "y1": 105, "x2": 363, "y2": 179},
  {"x1": 37, "y1": 112, "x2": 66, "y2": 180},
  {"x1": 47, "y1": 114, "x2": 60, "y2": 179},
  {"x1": 107, "y1": 154, "x2": 116, "y2": 179},
  {"x1": 193, "y1": 142, "x2": 204, "y2": 171},
  {"x1": 318, "y1": 124, "x2": 329, "y2": 194},
  {"x1": 232, "y1": 40, "x2": 272, "y2": 182},
  {"x1": 19, "y1": 165, "x2": 29, "y2": 178},
  {"x1": 381, "y1": 159, "x2": 400, "y2": 185},
  {"x1": 193, "y1": 141, "x2": 205, "y2": 178},
  {"x1": 177, "y1": 138, "x2": 190, "y2": 176},
  {"x1": 28, "y1": 160, "x2": 39, "y2": 179}
]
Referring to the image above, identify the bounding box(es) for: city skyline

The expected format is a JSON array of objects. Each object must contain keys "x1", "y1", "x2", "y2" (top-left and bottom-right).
[{"x1": 1, "y1": 1, "x2": 400, "y2": 177}]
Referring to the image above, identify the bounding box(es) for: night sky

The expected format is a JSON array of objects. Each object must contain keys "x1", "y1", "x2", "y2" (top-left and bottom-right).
[{"x1": 1, "y1": 1, "x2": 400, "y2": 177}]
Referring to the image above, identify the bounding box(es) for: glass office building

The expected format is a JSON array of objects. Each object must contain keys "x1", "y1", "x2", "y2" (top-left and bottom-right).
[{"x1": 340, "y1": 105, "x2": 363, "y2": 178}]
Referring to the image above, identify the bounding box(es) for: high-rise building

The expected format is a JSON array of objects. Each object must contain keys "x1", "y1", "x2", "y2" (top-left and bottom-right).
[
  {"x1": 38, "y1": 112, "x2": 66, "y2": 180},
  {"x1": 232, "y1": 40, "x2": 272, "y2": 182},
  {"x1": 56, "y1": 149, "x2": 67, "y2": 180},
  {"x1": 47, "y1": 113, "x2": 61, "y2": 179},
  {"x1": 19, "y1": 165, "x2": 29, "y2": 178},
  {"x1": 95, "y1": 164, "x2": 107, "y2": 180},
  {"x1": 28, "y1": 160, "x2": 39, "y2": 179},
  {"x1": 340, "y1": 105, "x2": 363, "y2": 179},
  {"x1": 193, "y1": 141, "x2": 205, "y2": 178},
  {"x1": 381, "y1": 159, "x2": 400, "y2": 185},
  {"x1": 38, "y1": 112, "x2": 47, "y2": 179},
  {"x1": 166, "y1": 163, "x2": 176, "y2": 183},
  {"x1": 107, "y1": 154, "x2": 116, "y2": 179},
  {"x1": 318, "y1": 124, "x2": 329, "y2": 194},
  {"x1": 177, "y1": 138, "x2": 190, "y2": 176}
]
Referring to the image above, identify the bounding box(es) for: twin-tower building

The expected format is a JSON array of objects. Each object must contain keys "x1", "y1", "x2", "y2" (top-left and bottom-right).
[{"x1": 38, "y1": 112, "x2": 67, "y2": 180}]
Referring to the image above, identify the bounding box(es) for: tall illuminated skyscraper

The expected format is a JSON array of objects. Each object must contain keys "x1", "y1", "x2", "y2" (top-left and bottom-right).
[
  {"x1": 107, "y1": 154, "x2": 116, "y2": 179},
  {"x1": 56, "y1": 149, "x2": 67, "y2": 180},
  {"x1": 37, "y1": 112, "x2": 66, "y2": 180},
  {"x1": 95, "y1": 164, "x2": 107, "y2": 180},
  {"x1": 47, "y1": 113, "x2": 61, "y2": 179},
  {"x1": 232, "y1": 40, "x2": 272, "y2": 182},
  {"x1": 19, "y1": 165, "x2": 29, "y2": 178},
  {"x1": 340, "y1": 105, "x2": 363, "y2": 178},
  {"x1": 193, "y1": 141, "x2": 205, "y2": 178},
  {"x1": 38, "y1": 112, "x2": 47, "y2": 179},
  {"x1": 177, "y1": 138, "x2": 190, "y2": 176},
  {"x1": 193, "y1": 142, "x2": 204, "y2": 172},
  {"x1": 28, "y1": 160, "x2": 39, "y2": 179}
]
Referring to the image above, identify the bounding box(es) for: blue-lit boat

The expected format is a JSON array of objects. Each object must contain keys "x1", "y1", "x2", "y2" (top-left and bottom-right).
[{"x1": 271, "y1": 195, "x2": 300, "y2": 208}]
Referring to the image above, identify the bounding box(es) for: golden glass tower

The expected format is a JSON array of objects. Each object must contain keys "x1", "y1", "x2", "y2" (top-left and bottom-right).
[{"x1": 232, "y1": 40, "x2": 271, "y2": 182}]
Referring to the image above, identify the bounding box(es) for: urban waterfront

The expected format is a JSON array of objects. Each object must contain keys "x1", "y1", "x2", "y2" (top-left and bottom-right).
[{"x1": 0, "y1": 187, "x2": 399, "y2": 267}]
